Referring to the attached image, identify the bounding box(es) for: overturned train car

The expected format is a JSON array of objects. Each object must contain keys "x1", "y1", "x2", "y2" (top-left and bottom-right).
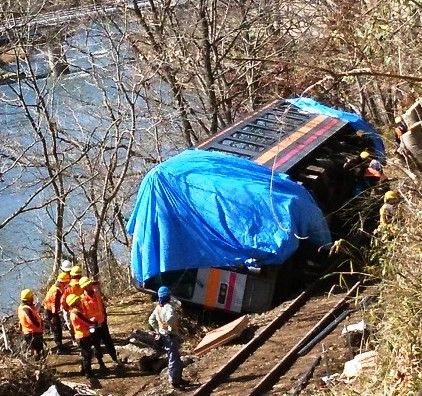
[{"x1": 127, "y1": 98, "x2": 384, "y2": 313}]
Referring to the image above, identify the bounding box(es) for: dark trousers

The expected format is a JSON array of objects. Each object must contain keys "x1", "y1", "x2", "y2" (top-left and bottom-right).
[
  {"x1": 79, "y1": 336, "x2": 94, "y2": 377},
  {"x1": 95, "y1": 322, "x2": 118, "y2": 361},
  {"x1": 44, "y1": 310, "x2": 62, "y2": 346},
  {"x1": 23, "y1": 333, "x2": 44, "y2": 358},
  {"x1": 91, "y1": 330, "x2": 104, "y2": 364}
]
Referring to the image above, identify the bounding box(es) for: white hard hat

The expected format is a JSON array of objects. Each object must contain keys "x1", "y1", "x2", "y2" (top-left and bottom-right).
[{"x1": 60, "y1": 259, "x2": 72, "y2": 272}]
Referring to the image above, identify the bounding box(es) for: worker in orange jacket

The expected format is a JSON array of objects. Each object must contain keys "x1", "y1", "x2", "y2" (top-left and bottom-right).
[
  {"x1": 61, "y1": 265, "x2": 83, "y2": 343},
  {"x1": 79, "y1": 276, "x2": 121, "y2": 367},
  {"x1": 43, "y1": 272, "x2": 70, "y2": 354},
  {"x1": 18, "y1": 289, "x2": 44, "y2": 360},
  {"x1": 67, "y1": 293, "x2": 106, "y2": 379}
]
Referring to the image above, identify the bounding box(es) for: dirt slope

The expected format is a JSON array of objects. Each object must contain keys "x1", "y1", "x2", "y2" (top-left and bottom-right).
[{"x1": 46, "y1": 286, "x2": 373, "y2": 395}]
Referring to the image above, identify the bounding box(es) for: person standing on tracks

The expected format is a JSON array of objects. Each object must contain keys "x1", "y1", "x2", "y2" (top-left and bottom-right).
[
  {"x1": 43, "y1": 272, "x2": 71, "y2": 354},
  {"x1": 148, "y1": 286, "x2": 188, "y2": 389},
  {"x1": 79, "y1": 276, "x2": 122, "y2": 368},
  {"x1": 61, "y1": 265, "x2": 84, "y2": 345},
  {"x1": 18, "y1": 289, "x2": 44, "y2": 360}
]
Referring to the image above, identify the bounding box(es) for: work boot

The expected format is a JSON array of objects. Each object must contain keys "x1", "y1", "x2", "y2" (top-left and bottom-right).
[
  {"x1": 171, "y1": 378, "x2": 190, "y2": 389},
  {"x1": 112, "y1": 359, "x2": 124, "y2": 368},
  {"x1": 98, "y1": 361, "x2": 109, "y2": 373}
]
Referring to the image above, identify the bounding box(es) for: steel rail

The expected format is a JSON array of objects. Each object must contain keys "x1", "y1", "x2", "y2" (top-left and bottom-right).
[
  {"x1": 248, "y1": 281, "x2": 361, "y2": 396},
  {"x1": 192, "y1": 289, "x2": 310, "y2": 396},
  {"x1": 192, "y1": 273, "x2": 337, "y2": 396}
]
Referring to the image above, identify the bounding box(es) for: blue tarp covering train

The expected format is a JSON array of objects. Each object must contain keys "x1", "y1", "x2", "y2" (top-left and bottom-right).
[
  {"x1": 127, "y1": 149, "x2": 331, "y2": 283},
  {"x1": 287, "y1": 98, "x2": 385, "y2": 161},
  {"x1": 127, "y1": 97, "x2": 385, "y2": 285}
]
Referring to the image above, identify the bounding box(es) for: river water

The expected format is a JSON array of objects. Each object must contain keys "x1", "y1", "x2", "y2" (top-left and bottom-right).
[{"x1": 0, "y1": 21, "x2": 139, "y2": 314}]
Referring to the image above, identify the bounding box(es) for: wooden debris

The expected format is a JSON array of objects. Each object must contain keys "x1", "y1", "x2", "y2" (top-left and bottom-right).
[{"x1": 193, "y1": 315, "x2": 249, "y2": 356}]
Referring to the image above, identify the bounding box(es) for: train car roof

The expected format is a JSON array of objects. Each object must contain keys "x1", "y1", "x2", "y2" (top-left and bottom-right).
[{"x1": 199, "y1": 99, "x2": 348, "y2": 173}]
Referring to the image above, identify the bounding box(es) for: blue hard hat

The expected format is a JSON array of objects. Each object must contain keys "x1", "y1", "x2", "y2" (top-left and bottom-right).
[{"x1": 157, "y1": 286, "x2": 171, "y2": 298}]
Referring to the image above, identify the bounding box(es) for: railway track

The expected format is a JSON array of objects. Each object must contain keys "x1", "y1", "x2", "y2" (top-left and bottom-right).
[{"x1": 192, "y1": 281, "x2": 361, "y2": 396}]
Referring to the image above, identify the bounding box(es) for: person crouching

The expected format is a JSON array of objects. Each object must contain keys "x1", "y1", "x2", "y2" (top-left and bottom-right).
[
  {"x1": 66, "y1": 293, "x2": 106, "y2": 379},
  {"x1": 18, "y1": 289, "x2": 44, "y2": 360}
]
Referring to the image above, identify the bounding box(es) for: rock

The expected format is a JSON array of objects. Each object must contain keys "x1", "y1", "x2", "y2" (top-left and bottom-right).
[
  {"x1": 342, "y1": 351, "x2": 377, "y2": 378},
  {"x1": 41, "y1": 385, "x2": 60, "y2": 396},
  {"x1": 181, "y1": 355, "x2": 195, "y2": 367},
  {"x1": 128, "y1": 329, "x2": 160, "y2": 350}
]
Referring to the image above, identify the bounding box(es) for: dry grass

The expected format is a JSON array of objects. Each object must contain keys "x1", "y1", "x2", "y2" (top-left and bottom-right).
[{"x1": 366, "y1": 177, "x2": 422, "y2": 395}]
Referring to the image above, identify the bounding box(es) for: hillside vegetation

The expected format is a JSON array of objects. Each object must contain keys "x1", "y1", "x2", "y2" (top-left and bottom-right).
[{"x1": 0, "y1": 1, "x2": 421, "y2": 394}]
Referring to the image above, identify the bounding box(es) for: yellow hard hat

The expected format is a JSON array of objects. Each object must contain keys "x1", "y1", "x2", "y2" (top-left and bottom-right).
[
  {"x1": 66, "y1": 293, "x2": 81, "y2": 307},
  {"x1": 79, "y1": 276, "x2": 93, "y2": 289},
  {"x1": 384, "y1": 190, "x2": 398, "y2": 203},
  {"x1": 21, "y1": 289, "x2": 33, "y2": 302},
  {"x1": 70, "y1": 265, "x2": 82, "y2": 277},
  {"x1": 360, "y1": 151, "x2": 370, "y2": 160},
  {"x1": 57, "y1": 272, "x2": 71, "y2": 283}
]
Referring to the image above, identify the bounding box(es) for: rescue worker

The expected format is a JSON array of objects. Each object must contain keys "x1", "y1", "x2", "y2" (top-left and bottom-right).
[
  {"x1": 18, "y1": 289, "x2": 44, "y2": 360},
  {"x1": 149, "y1": 286, "x2": 188, "y2": 389},
  {"x1": 61, "y1": 265, "x2": 84, "y2": 344},
  {"x1": 379, "y1": 190, "x2": 399, "y2": 228},
  {"x1": 43, "y1": 272, "x2": 70, "y2": 354},
  {"x1": 79, "y1": 276, "x2": 121, "y2": 368},
  {"x1": 344, "y1": 151, "x2": 374, "y2": 195},
  {"x1": 363, "y1": 159, "x2": 388, "y2": 188},
  {"x1": 343, "y1": 150, "x2": 372, "y2": 176},
  {"x1": 61, "y1": 259, "x2": 72, "y2": 273},
  {"x1": 67, "y1": 293, "x2": 106, "y2": 379}
]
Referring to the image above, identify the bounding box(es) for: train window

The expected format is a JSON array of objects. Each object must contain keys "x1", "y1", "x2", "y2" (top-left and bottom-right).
[
  {"x1": 221, "y1": 138, "x2": 266, "y2": 152},
  {"x1": 269, "y1": 109, "x2": 309, "y2": 125},
  {"x1": 145, "y1": 269, "x2": 198, "y2": 299},
  {"x1": 207, "y1": 147, "x2": 252, "y2": 159},
  {"x1": 254, "y1": 118, "x2": 282, "y2": 131},
  {"x1": 217, "y1": 283, "x2": 228, "y2": 304},
  {"x1": 275, "y1": 103, "x2": 311, "y2": 118},
  {"x1": 231, "y1": 131, "x2": 276, "y2": 145}
]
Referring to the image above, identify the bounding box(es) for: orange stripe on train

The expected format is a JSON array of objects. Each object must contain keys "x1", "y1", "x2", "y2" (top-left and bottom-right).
[
  {"x1": 254, "y1": 115, "x2": 327, "y2": 165},
  {"x1": 204, "y1": 268, "x2": 220, "y2": 308}
]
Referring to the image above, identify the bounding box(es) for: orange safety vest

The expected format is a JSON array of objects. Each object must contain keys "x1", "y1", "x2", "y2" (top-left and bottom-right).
[
  {"x1": 69, "y1": 308, "x2": 94, "y2": 339},
  {"x1": 81, "y1": 290, "x2": 105, "y2": 325},
  {"x1": 364, "y1": 167, "x2": 387, "y2": 182},
  {"x1": 18, "y1": 304, "x2": 43, "y2": 335},
  {"x1": 61, "y1": 279, "x2": 83, "y2": 312},
  {"x1": 44, "y1": 283, "x2": 65, "y2": 314}
]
